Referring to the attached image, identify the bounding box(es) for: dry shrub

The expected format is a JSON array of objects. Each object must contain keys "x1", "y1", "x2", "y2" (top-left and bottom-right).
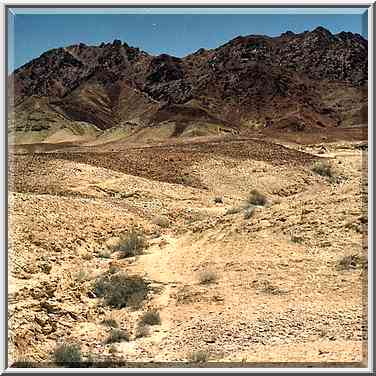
[
  {"x1": 152, "y1": 216, "x2": 170, "y2": 228},
  {"x1": 244, "y1": 205, "x2": 256, "y2": 219},
  {"x1": 198, "y1": 270, "x2": 217, "y2": 285},
  {"x1": 98, "y1": 248, "x2": 112, "y2": 259},
  {"x1": 312, "y1": 160, "x2": 334, "y2": 178},
  {"x1": 53, "y1": 343, "x2": 81, "y2": 367},
  {"x1": 12, "y1": 358, "x2": 36, "y2": 368},
  {"x1": 140, "y1": 310, "x2": 161, "y2": 326},
  {"x1": 226, "y1": 190, "x2": 267, "y2": 216},
  {"x1": 114, "y1": 229, "x2": 147, "y2": 258},
  {"x1": 225, "y1": 206, "x2": 243, "y2": 215},
  {"x1": 187, "y1": 350, "x2": 210, "y2": 363},
  {"x1": 135, "y1": 323, "x2": 150, "y2": 339},
  {"x1": 246, "y1": 189, "x2": 268, "y2": 206},
  {"x1": 337, "y1": 254, "x2": 367, "y2": 271},
  {"x1": 214, "y1": 196, "x2": 223, "y2": 204},
  {"x1": 94, "y1": 272, "x2": 149, "y2": 308},
  {"x1": 101, "y1": 317, "x2": 119, "y2": 328},
  {"x1": 104, "y1": 329, "x2": 129, "y2": 344},
  {"x1": 253, "y1": 280, "x2": 286, "y2": 295}
]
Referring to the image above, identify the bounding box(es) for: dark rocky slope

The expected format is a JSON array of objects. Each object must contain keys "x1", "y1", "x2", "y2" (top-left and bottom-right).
[{"x1": 9, "y1": 27, "x2": 368, "y2": 143}]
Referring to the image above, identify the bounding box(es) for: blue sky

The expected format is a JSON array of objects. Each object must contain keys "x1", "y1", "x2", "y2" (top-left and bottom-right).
[{"x1": 8, "y1": 8, "x2": 368, "y2": 72}]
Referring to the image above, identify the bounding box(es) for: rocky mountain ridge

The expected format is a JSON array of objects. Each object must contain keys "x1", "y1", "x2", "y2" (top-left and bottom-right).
[{"x1": 9, "y1": 27, "x2": 368, "y2": 143}]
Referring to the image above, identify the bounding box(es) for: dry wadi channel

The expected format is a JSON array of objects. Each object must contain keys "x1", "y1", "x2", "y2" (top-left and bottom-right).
[{"x1": 8, "y1": 135, "x2": 368, "y2": 367}]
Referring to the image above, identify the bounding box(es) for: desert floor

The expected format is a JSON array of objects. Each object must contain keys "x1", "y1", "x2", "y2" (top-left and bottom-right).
[{"x1": 8, "y1": 129, "x2": 368, "y2": 367}]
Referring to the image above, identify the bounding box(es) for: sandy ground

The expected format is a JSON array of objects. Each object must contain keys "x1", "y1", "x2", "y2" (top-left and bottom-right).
[{"x1": 7, "y1": 133, "x2": 368, "y2": 368}]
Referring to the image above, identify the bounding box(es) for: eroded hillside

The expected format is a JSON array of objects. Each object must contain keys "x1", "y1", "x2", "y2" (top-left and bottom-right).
[
  {"x1": 9, "y1": 27, "x2": 367, "y2": 145},
  {"x1": 8, "y1": 134, "x2": 367, "y2": 367}
]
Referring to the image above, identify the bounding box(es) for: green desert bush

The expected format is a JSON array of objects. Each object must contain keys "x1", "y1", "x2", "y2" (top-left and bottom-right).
[
  {"x1": 180, "y1": 175, "x2": 195, "y2": 186},
  {"x1": 290, "y1": 232, "x2": 304, "y2": 244},
  {"x1": 94, "y1": 272, "x2": 149, "y2": 308}
]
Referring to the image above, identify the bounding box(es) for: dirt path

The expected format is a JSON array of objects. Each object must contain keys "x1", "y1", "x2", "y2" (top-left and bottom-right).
[
  {"x1": 8, "y1": 137, "x2": 367, "y2": 366},
  {"x1": 117, "y1": 143, "x2": 366, "y2": 364}
]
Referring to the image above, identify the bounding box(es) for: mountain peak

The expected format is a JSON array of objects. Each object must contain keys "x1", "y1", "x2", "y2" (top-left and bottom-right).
[
  {"x1": 280, "y1": 30, "x2": 296, "y2": 38},
  {"x1": 312, "y1": 26, "x2": 332, "y2": 35},
  {"x1": 9, "y1": 29, "x2": 367, "y2": 136},
  {"x1": 112, "y1": 39, "x2": 122, "y2": 46}
]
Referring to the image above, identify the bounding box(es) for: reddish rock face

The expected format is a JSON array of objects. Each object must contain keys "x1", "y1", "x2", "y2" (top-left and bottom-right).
[{"x1": 9, "y1": 27, "x2": 368, "y2": 132}]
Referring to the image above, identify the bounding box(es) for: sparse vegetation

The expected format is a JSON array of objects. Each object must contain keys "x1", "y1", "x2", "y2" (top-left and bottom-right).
[
  {"x1": 187, "y1": 350, "x2": 210, "y2": 363},
  {"x1": 214, "y1": 196, "x2": 223, "y2": 204},
  {"x1": 312, "y1": 160, "x2": 334, "y2": 178},
  {"x1": 186, "y1": 211, "x2": 207, "y2": 224},
  {"x1": 114, "y1": 229, "x2": 147, "y2": 258},
  {"x1": 74, "y1": 269, "x2": 93, "y2": 282},
  {"x1": 246, "y1": 189, "x2": 268, "y2": 206},
  {"x1": 126, "y1": 291, "x2": 148, "y2": 309},
  {"x1": 225, "y1": 206, "x2": 243, "y2": 215},
  {"x1": 108, "y1": 264, "x2": 120, "y2": 275},
  {"x1": 140, "y1": 310, "x2": 161, "y2": 326},
  {"x1": 225, "y1": 190, "x2": 267, "y2": 216},
  {"x1": 198, "y1": 270, "x2": 217, "y2": 285},
  {"x1": 9, "y1": 33, "x2": 368, "y2": 366},
  {"x1": 254, "y1": 280, "x2": 286, "y2": 295},
  {"x1": 150, "y1": 230, "x2": 161, "y2": 239},
  {"x1": 101, "y1": 317, "x2": 119, "y2": 328},
  {"x1": 79, "y1": 250, "x2": 93, "y2": 261},
  {"x1": 53, "y1": 343, "x2": 81, "y2": 367},
  {"x1": 104, "y1": 328, "x2": 129, "y2": 344},
  {"x1": 173, "y1": 285, "x2": 199, "y2": 305},
  {"x1": 94, "y1": 272, "x2": 149, "y2": 308},
  {"x1": 152, "y1": 215, "x2": 170, "y2": 228},
  {"x1": 84, "y1": 353, "x2": 97, "y2": 367},
  {"x1": 290, "y1": 232, "x2": 304, "y2": 244},
  {"x1": 13, "y1": 358, "x2": 35, "y2": 368},
  {"x1": 98, "y1": 248, "x2": 112, "y2": 259},
  {"x1": 345, "y1": 221, "x2": 363, "y2": 233},
  {"x1": 135, "y1": 323, "x2": 150, "y2": 338},
  {"x1": 109, "y1": 345, "x2": 117, "y2": 354},
  {"x1": 243, "y1": 205, "x2": 256, "y2": 219},
  {"x1": 39, "y1": 262, "x2": 52, "y2": 274},
  {"x1": 180, "y1": 175, "x2": 195, "y2": 186},
  {"x1": 337, "y1": 254, "x2": 367, "y2": 271}
]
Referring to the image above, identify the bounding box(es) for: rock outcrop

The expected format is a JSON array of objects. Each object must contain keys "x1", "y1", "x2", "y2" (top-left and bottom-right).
[{"x1": 8, "y1": 27, "x2": 368, "y2": 142}]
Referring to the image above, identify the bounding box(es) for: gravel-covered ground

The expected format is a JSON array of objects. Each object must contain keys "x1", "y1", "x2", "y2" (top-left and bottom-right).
[{"x1": 8, "y1": 135, "x2": 367, "y2": 368}]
